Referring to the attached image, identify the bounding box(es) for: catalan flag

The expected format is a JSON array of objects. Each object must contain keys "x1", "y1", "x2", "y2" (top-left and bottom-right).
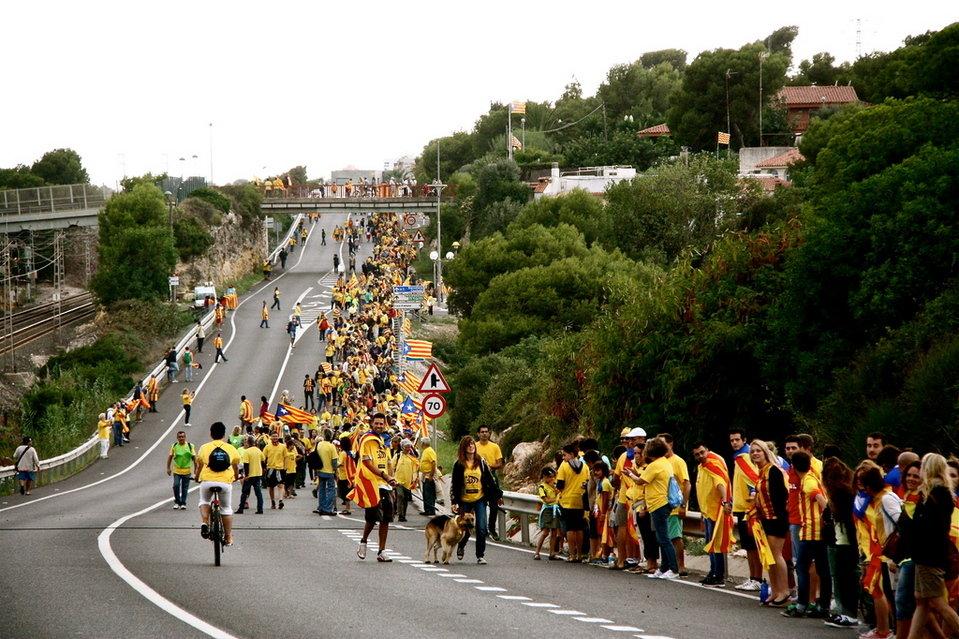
[
  {"x1": 717, "y1": 131, "x2": 731, "y2": 145},
  {"x1": 510, "y1": 101, "x2": 526, "y2": 115},
  {"x1": 749, "y1": 514, "x2": 776, "y2": 568},
  {"x1": 510, "y1": 135, "x2": 523, "y2": 151},
  {"x1": 402, "y1": 317, "x2": 412, "y2": 337},
  {"x1": 347, "y1": 432, "x2": 382, "y2": 508},
  {"x1": 398, "y1": 372, "x2": 419, "y2": 397},
  {"x1": 700, "y1": 452, "x2": 735, "y2": 554},
  {"x1": 404, "y1": 339, "x2": 432, "y2": 361},
  {"x1": 321, "y1": 362, "x2": 332, "y2": 374},
  {"x1": 275, "y1": 402, "x2": 314, "y2": 425}
]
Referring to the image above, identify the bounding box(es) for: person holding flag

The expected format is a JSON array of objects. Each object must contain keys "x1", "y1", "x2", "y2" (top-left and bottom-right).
[
  {"x1": 239, "y1": 395, "x2": 255, "y2": 430},
  {"x1": 349, "y1": 413, "x2": 397, "y2": 562},
  {"x1": 730, "y1": 427, "x2": 763, "y2": 591},
  {"x1": 692, "y1": 442, "x2": 734, "y2": 586}
]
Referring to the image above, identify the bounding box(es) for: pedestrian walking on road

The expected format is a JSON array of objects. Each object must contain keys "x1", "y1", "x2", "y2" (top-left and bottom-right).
[
  {"x1": 313, "y1": 429, "x2": 338, "y2": 515},
  {"x1": 167, "y1": 431, "x2": 196, "y2": 509},
  {"x1": 321, "y1": 228, "x2": 326, "y2": 245},
  {"x1": 14, "y1": 436, "x2": 40, "y2": 495},
  {"x1": 287, "y1": 318, "x2": 297, "y2": 347},
  {"x1": 263, "y1": 433, "x2": 286, "y2": 510},
  {"x1": 183, "y1": 347, "x2": 194, "y2": 382},
  {"x1": 261, "y1": 302, "x2": 270, "y2": 328},
  {"x1": 239, "y1": 395, "x2": 254, "y2": 430},
  {"x1": 236, "y1": 436, "x2": 265, "y2": 515},
  {"x1": 165, "y1": 346, "x2": 179, "y2": 383},
  {"x1": 354, "y1": 413, "x2": 397, "y2": 562},
  {"x1": 213, "y1": 332, "x2": 227, "y2": 362},
  {"x1": 279, "y1": 248, "x2": 288, "y2": 270},
  {"x1": 271, "y1": 287, "x2": 281, "y2": 310},
  {"x1": 333, "y1": 253, "x2": 340, "y2": 273},
  {"x1": 419, "y1": 437, "x2": 438, "y2": 516},
  {"x1": 181, "y1": 388, "x2": 194, "y2": 426},
  {"x1": 475, "y1": 426, "x2": 504, "y2": 539},
  {"x1": 303, "y1": 374, "x2": 315, "y2": 411},
  {"x1": 147, "y1": 374, "x2": 159, "y2": 413},
  {"x1": 195, "y1": 320, "x2": 206, "y2": 353},
  {"x1": 451, "y1": 435, "x2": 503, "y2": 564}
]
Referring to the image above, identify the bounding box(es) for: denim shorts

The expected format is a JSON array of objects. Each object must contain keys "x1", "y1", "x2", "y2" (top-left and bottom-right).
[
  {"x1": 17, "y1": 471, "x2": 36, "y2": 481},
  {"x1": 895, "y1": 560, "x2": 916, "y2": 621}
]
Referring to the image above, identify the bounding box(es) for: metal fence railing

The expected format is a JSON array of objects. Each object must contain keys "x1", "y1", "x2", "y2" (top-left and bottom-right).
[
  {"x1": 0, "y1": 184, "x2": 108, "y2": 216},
  {"x1": 262, "y1": 183, "x2": 456, "y2": 200}
]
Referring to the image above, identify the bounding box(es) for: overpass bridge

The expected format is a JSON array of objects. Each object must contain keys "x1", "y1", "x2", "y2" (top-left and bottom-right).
[
  {"x1": 260, "y1": 195, "x2": 438, "y2": 214},
  {"x1": 0, "y1": 184, "x2": 106, "y2": 232}
]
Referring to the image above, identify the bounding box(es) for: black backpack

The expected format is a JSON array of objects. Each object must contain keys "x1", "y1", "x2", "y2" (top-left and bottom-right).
[{"x1": 208, "y1": 445, "x2": 231, "y2": 472}]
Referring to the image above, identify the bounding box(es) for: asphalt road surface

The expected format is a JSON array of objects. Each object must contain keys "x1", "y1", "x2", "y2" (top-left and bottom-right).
[{"x1": 0, "y1": 214, "x2": 855, "y2": 638}]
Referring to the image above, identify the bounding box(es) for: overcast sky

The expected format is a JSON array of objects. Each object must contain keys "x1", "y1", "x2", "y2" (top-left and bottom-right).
[{"x1": 2, "y1": 1, "x2": 954, "y2": 188}]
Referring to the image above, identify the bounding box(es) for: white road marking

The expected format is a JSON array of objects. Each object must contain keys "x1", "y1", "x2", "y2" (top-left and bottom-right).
[
  {"x1": 453, "y1": 578, "x2": 483, "y2": 584},
  {"x1": 496, "y1": 595, "x2": 531, "y2": 601},
  {"x1": 548, "y1": 610, "x2": 586, "y2": 616},
  {"x1": 634, "y1": 635, "x2": 676, "y2": 639},
  {"x1": 574, "y1": 617, "x2": 614, "y2": 623},
  {"x1": 420, "y1": 568, "x2": 447, "y2": 572},
  {"x1": 474, "y1": 586, "x2": 506, "y2": 592},
  {"x1": 438, "y1": 573, "x2": 468, "y2": 578},
  {"x1": 667, "y1": 577, "x2": 758, "y2": 601},
  {"x1": 601, "y1": 626, "x2": 643, "y2": 632},
  {"x1": 98, "y1": 495, "x2": 238, "y2": 639},
  {"x1": 521, "y1": 602, "x2": 559, "y2": 608}
]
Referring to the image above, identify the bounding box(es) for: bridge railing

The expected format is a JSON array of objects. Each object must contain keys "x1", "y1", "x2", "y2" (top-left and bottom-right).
[
  {"x1": 498, "y1": 490, "x2": 705, "y2": 547},
  {"x1": 0, "y1": 184, "x2": 108, "y2": 217},
  {"x1": 262, "y1": 183, "x2": 456, "y2": 201}
]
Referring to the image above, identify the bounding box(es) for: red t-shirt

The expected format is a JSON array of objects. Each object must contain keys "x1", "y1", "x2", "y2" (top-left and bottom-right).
[{"x1": 786, "y1": 466, "x2": 801, "y2": 525}]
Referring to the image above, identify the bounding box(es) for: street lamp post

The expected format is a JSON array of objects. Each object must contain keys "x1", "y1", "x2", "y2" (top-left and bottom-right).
[
  {"x1": 164, "y1": 190, "x2": 174, "y2": 227},
  {"x1": 430, "y1": 179, "x2": 446, "y2": 303}
]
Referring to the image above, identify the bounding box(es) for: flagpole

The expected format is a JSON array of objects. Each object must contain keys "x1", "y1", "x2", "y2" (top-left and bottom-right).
[{"x1": 507, "y1": 106, "x2": 513, "y2": 161}]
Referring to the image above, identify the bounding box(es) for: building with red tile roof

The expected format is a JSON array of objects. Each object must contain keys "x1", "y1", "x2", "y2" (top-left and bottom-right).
[{"x1": 776, "y1": 85, "x2": 860, "y2": 135}]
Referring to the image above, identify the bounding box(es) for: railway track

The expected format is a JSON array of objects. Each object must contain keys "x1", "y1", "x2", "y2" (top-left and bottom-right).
[{"x1": 0, "y1": 292, "x2": 97, "y2": 356}]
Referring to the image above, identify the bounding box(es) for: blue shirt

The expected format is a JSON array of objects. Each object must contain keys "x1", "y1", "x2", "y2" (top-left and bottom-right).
[{"x1": 884, "y1": 466, "x2": 902, "y2": 489}]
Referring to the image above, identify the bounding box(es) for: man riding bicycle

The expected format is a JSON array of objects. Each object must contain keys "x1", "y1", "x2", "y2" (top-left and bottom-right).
[{"x1": 195, "y1": 421, "x2": 241, "y2": 546}]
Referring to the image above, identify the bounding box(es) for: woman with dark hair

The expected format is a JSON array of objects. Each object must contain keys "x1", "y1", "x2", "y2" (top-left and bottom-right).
[
  {"x1": 451, "y1": 435, "x2": 503, "y2": 565},
  {"x1": 750, "y1": 439, "x2": 790, "y2": 606},
  {"x1": 855, "y1": 460, "x2": 899, "y2": 639},
  {"x1": 626, "y1": 437, "x2": 679, "y2": 579},
  {"x1": 821, "y1": 457, "x2": 861, "y2": 628}
]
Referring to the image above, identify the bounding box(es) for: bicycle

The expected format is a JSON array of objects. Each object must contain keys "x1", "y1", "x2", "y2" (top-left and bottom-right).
[{"x1": 208, "y1": 486, "x2": 226, "y2": 566}]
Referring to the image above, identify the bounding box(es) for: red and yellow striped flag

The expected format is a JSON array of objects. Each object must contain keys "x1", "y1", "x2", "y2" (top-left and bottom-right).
[
  {"x1": 717, "y1": 131, "x2": 731, "y2": 145},
  {"x1": 347, "y1": 433, "x2": 382, "y2": 508},
  {"x1": 276, "y1": 402, "x2": 314, "y2": 425},
  {"x1": 405, "y1": 339, "x2": 432, "y2": 361},
  {"x1": 510, "y1": 101, "x2": 526, "y2": 114}
]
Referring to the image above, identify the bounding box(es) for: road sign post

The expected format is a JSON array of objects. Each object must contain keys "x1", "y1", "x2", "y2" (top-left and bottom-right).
[{"x1": 393, "y1": 285, "x2": 424, "y2": 310}]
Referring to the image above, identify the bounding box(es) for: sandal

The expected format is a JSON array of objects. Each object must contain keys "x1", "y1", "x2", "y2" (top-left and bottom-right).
[
  {"x1": 533, "y1": 554, "x2": 541, "y2": 560},
  {"x1": 766, "y1": 596, "x2": 790, "y2": 608}
]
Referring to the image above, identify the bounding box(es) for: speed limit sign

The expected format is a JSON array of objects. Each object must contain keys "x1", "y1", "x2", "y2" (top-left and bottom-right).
[
  {"x1": 404, "y1": 213, "x2": 417, "y2": 227},
  {"x1": 422, "y1": 393, "x2": 447, "y2": 419}
]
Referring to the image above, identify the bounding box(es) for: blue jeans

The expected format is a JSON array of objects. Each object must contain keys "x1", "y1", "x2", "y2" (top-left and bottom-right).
[
  {"x1": 317, "y1": 473, "x2": 335, "y2": 513},
  {"x1": 650, "y1": 505, "x2": 678, "y2": 573},
  {"x1": 703, "y1": 517, "x2": 726, "y2": 578},
  {"x1": 184, "y1": 364, "x2": 193, "y2": 382},
  {"x1": 112, "y1": 422, "x2": 124, "y2": 446},
  {"x1": 422, "y1": 479, "x2": 436, "y2": 515},
  {"x1": 240, "y1": 477, "x2": 263, "y2": 513},
  {"x1": 895, "y1": 560, "x2": 916, "y2": 621},
  {"x1": 457, "y1": 499, "x2": 488, "y2": 559},
  {"x1": 798, "y1": 539, "x2": 831, "y2": 608},
  {"x1": 173, "y1": 473, "x2": 191, "y2": 506}
]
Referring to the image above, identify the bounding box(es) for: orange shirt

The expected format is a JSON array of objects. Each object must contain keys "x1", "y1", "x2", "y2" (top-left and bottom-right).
[{"x1": 798, "y1": 472, "x2": 825, "y2": 541}]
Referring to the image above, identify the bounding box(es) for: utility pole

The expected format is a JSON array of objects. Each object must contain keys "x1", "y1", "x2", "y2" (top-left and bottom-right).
[
  {"x1": 759, "y1": 52, "x2": 768, "y2": 147},
  {"x1": 507, "y1": 106, "x2": 513, "y2": 161},
  {"x1": 209, "y1": 122, "x2": 214, "y2": 186},
  {"x1": 725, "y1": 69, "x2": 734, "y2": 157},
  {"x1": 3, "y1": 242, "x2": 13, "y2": 371},
  {"x1": 856, "y1": 18, "x2": 862, "y2": 59},
  {"x1": 53, "y1": 231, "x2": 64, "y2": 343}
]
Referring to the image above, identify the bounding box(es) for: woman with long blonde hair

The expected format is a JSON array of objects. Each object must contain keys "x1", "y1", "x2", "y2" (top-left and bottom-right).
[
  {"x1": 749, "y1": 439, "x2": 790, "y2": 606},
  {"x1": 908, "y1": 453, "x2": 959, "y2": 638}
]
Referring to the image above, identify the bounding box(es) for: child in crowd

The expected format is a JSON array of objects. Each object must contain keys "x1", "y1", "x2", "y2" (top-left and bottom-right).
[{"x1": 534, "y1": 467, "x2": 560, "y2": 560}]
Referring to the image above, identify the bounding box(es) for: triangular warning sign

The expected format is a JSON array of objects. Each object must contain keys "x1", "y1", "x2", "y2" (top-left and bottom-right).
[
  {"x1": 417, "y1": 363, "x2": 451, "y2": 393},
  {"x1": 412, "y1": 230, "x2": 425, "y2": 243}
]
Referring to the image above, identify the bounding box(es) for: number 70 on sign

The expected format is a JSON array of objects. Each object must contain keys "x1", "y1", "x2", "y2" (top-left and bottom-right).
[{"x1": 422, "y1": 393, "x2": 447, "y2": 419}]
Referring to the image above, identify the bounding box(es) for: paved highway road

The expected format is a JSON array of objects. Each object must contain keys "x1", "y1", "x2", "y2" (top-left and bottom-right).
[{"x1": 0, "y1": 214, "x2": 853, "y2": 638}]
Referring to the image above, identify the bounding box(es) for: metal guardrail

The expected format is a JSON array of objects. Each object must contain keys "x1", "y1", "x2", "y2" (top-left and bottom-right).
[
  {"x1": 0, "y1": 214, "x2": 304, "y2": 491},
  {"x1": 0, "y1": 184, "x2": 107, "y2": 216},
  {"x1": 498, "y1": 490, "x2": 706, "y2": 547}
]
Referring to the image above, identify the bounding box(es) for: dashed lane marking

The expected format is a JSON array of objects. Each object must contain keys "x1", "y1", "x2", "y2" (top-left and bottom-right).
[
  {"x1": 521, "y1": 602, "x2": 559, "y2": 608},
  {"x1": 601, "y1": 626, "x2": 643, "y2": 632},
  {"x1": 548, "y1": 610, "x2": 587, "y2": 616},
  {"x1": 453, "y1": 578, "x2": 483, "y2": 584},
  {"x1": 475, "y1": 586, "x2": 506, "y2": 592},
  {"x1": 496, "y1": 595, "x2": 531, "y2": 601},
  {"x1": 574, "y1": 618, "x2": 614, "y2": 623}
]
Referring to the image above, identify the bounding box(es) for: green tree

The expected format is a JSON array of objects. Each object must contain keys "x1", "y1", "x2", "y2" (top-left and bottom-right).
[
  {"x1": 790, "y1": 52, "x2": 851, "y2": 86},
  {"x1": 91, "y1": 184, "x2": 178, "y2": 304},
  {"x1": 120, "y1": 172, "x2": 169, "y2": 193},
  {"x1": 415, "y1": 132, "x2": 476, "y2": 182},
  {"x1": 510, "y1": 190, "x2": 612, "y2": 247},
  {"x1": 605, "y1": 154, "x2": 742, "y2": 263},
  {"x1": 597, "y1": 61, "x2": 683, "y2": 123},
  {"x1": 0, "y1": 165, "x2": 44, "y2": 189},
  {"x1": 668, "y1": 35, "x2": 791, "y2": 149},
  {"x1": 444, "y1": 223, "x2": 591, "y2": 316},
  {"x1": 218, "y1": 183, "x2": 263, "y2": 227},
  {"x1": 640, "y1": 49, "x2": 687, "y2": 70},
  {"x1": 284, "y1": 165, "x2": 308, "y2": 185},
  {"x1": 469, "y1": 158, "x2": 530, "y2": 237},
  {"x1": 31, "y1": 148, "x2": 89, "y2": 185},
  {"x1": 562, "y1": 130, "x2": 676, "y2": 171},
  {"x1": 173, "y1": 214, "x2": 214, "y2": 260}
]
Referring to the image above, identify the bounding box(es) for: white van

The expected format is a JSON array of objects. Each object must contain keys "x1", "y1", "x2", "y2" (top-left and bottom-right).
[{"x1": 193, "y1": 283, "x2": 217, "y2": 308}]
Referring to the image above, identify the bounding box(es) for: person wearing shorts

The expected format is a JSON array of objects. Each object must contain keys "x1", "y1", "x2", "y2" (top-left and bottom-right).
[
  {"x1": 355, "y1": 413, "x2": 397, "y2": 563},
  {"x1": 195, "y1": 422, "x2": 240, "y2": 546},
  {"x1": 262, "y1": 433, "x2": 286, "y2": 509},
  {"x1": 365, "y1": 488, "x2": 394, "y2": 524}
]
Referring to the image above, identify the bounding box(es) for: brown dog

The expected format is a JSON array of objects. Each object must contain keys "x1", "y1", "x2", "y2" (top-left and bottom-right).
[{"x1": 424, "y1": 513, "x2": 475, "y2": 564}]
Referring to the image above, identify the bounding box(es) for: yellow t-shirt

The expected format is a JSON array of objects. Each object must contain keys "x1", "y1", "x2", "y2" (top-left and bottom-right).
[
  {"x1": 475, "y1": 440, "x2": 503, "y2": 469},
  {"x1": 462, "y1": 463, "x2": 483, "y2": 503},
  {"x1": 394, "y1": 453, "x2": 419, "y2": 489},
  {"x1": 284, "y1": 446, "x2": 298, "y2": 473},
  {"x1": 799, "y1": 472, "x2": 825, "y2": 541},
  {"x1": 244, "y1": 446, "x2": 264, "y2": 478},
  {"x1": 696, "y1": 462, "x2": 725, "y2": 518},
  {"x1": 197, "y1": 440, "x2": 240, "y2": 483},
  {"x1": 420, "y1": 446, "x2": 437, "y2": 476},
  {"x1": 181, "y1": 391, "x2": 192, "y2": 406},
  {"x1": 316, "y1": 440, "x2": 337, "y2": 474},
  {"x1": 538, "y1": 481, "x2": 558, "y2": 505},
  {"x1": 731, "y1": 452, "x2": 758, "y2": 513},
  {"x1": 614, "y1": 453, "x2": 642, "y2": 505},
  {"x1": 640, "y1": 456, "x2": 673, "y2": 512},
  {"x1": 668, "y1": 454, "x2": 690, "y2": 514},
  {"x1": 556, "y1": 459, "x2": 589, "y2": 510},
  {"x1": 336, "y1": 450, "x2": 349, "y2": 480},
  {"x1": 263, "y1": 442, "x2": 286, "y2": 470},
  {"x1": 359, "y1": 434, "x2": 389, "y2": 490},
  {"x1": 97, "y1": 419, "x2": 111, "y2": 440}
]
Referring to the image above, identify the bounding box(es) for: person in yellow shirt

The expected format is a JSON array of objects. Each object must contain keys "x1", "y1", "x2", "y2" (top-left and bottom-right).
[
  {"x1": 166, "y1": 430, "x2": 197, "y2": 509},
  {"x1": 729, "y1": 427, "x2": 763, "y2": 590},
  {"x1": 194, "y1": 422, "x2": 240, "y2": 545},
  {"x1": 629, "y1": 437, "x2": 679, "y2": 579},
  {"x1": 392, "y1": 439, "x2": 419, "y2": 522},
  {"x1": 451, "y1": 435, "x2": 502, "y2": 564},
  {"x1": 236, "y1": 436, "x2": 265, "y2": 514},
  {"x1": 263, "y1": 433, "x2": 287, "y2": 509},
  {"x1": 239, "y1": 395, "x2": 254, "y2": 429},
  {"x1": 334, "y1": 439, "x2": 352, "y2": 515},
  {"x1": 283, "y1": 435, "x2": 301, "y2": 499},
  {"x1": 313, "y1": 429, "x2": 338, "y2": 515},
  {"x1": 260, "y1": 302, "x2": 269, "y2": 328},
  {"x1": 692, "y1": 442, "x2": 732, "y2": 586},
  {"x1": 213, "y1": 332, "x2": 227, "y2": 363},
  {"x1": 475, "y1": 426, "x2": 504, "y2": 539},
  {"x1": 97, "y1": 413, "x2": 111, "y2": 458},
  {"x1": 611, "y1": 427, "x2": 647, "y2": 570},
  {"x1": 658, "y1": 432, "x2": 691, "y2": 576},
  {"x1": 180, "y1": 388, "x2": 194, "y2": 427},
  {"x1": 556, "y1": 442, "x2": 590, "y2": 562},
  {"x1": 534, "y1": 467, "x2": 560, "y2": 560},
  {"x1": 419, "y1": 436, "x2": 438, "y2": 516},
  {"x1": 355, "y1": 413, "x2": 398, "y2": 562},
  {"x1": 785, "y1": 451, "x2": 831, "y2": 618}
]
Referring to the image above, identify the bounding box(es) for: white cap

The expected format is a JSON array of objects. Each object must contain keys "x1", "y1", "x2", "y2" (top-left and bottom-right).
[{"x1": 626, "y1": 427, "x2": 647, "y2": 438}]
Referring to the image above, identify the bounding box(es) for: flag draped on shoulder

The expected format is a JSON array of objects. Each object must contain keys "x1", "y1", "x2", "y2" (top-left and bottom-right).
[
  {"x1": 749, "y1": 513, "x2": 776, "y2": 567},
  {"x1": 735, "y1": 454, "x2": 760, "y2": 485},
  {"x1": 347, "y1": 432, "x2": 382, "y2": 508},
  {"x1": 700, "y1": 452, "x2": 735, "y2": 554}
]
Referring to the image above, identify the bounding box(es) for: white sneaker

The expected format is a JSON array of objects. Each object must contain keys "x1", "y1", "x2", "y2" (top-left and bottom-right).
[
  {"x1": 357, "y1": 542, "x2": 367, "y2": 560},
  {"x1": 647, "y1": 570, "x2": 665, "y2": 579},
  {"x1": 180, "y1": 504, "x2": 188, "y2": 510},
  {"x1": 477, "y1": 557, "x2": 487, "y2": 565},
  {"x1": 173, "y1": 503, "x2": 179, "y2": 509},
  {"x1": 659, "y1": 570, "x2": 679, "y2": 580},
  {"x1": 735, "y1": 579, "x2": 759, "y2": 591}
]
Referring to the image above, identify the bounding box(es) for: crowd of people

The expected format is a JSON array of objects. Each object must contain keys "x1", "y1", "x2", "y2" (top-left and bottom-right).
[{"x1": 525, "y1": 427, "x2": 959, "y2": 638}]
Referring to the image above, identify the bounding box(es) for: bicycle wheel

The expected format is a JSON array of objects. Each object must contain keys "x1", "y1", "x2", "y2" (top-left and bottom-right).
[{"x1": 211, "y1": 511, "x2": 222, "y2": 566}]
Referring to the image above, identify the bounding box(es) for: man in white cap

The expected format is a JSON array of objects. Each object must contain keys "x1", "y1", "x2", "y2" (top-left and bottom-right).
[{"x1": 611, "y1": 426, "x2": 647, "y2": 570}]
